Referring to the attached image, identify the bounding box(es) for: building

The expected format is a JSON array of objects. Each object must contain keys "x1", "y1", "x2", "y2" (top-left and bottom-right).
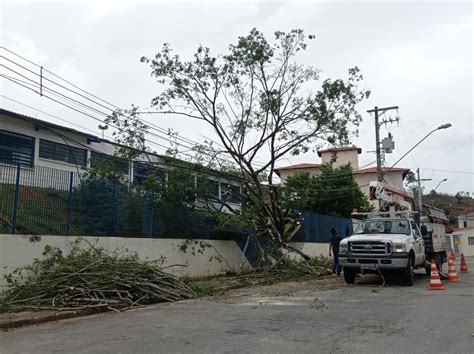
[
  {"x1": 457, "y1": 210, "x2": 474, "y2": 229},
  {"x1": 450, "y1": 227, "x2": 474, "y2": 257},
  {"x1": 275, "y1": 146, "x2": 411, "y2": 208},
  {"x1": 0, "y1": 108, "x2": 242, "y2": 207}
]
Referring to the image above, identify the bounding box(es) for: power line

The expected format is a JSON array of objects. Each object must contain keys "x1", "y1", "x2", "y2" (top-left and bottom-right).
[
  {"x1": 1, "y1": 70, "x2": 238, "y2": 167},
  {"x1": 283, "y1": 183, "x2": 370, "y2": 194},
  {"x1": 1, "y1": 77, "x2": 375, "y2": 186},
  {"x1": 0, "y1": 55, "x2": 116, "y2": 113},
  {"x1": 0, "y1": 88, "x2": 229, "y2": 169},
  {"x1": 0, "y1": 46, "x2": 119, "y2": 111},
  {"x1": 0, "y1": 50, "x2": 241, "y2": 164},
  {"x1": 0, "y1": 95, "x2": 109, "y2": 137},
  {"x1": 420, "y1": 168, "x2": 474, "y2": 176},
  {"x1": 0, "y1": 47, "x2": 269, "y2": 168}
]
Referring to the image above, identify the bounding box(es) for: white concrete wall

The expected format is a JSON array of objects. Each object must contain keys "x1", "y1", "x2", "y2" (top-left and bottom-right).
[
  {"x1": 457, "y1": 212, "x2": 474, "y2": 229},
  {"x1": 1, "y1": 114, "x2": 89, "y2": 170},
  {"x1": 279, "y1": 168, "x2": 322, "y2": 186},
  {"x1": 286, "y1": 242, "x2": 329, "y2": 259},
  {"x1": 0, "y1": 234, "x2": 253, "y2": 289},
  {"x1": 0, "y1": 234, "x2": 332, "y2": 289},
  {"x1": 320, "y1": 150, "x2": 359, "y2": 169}
]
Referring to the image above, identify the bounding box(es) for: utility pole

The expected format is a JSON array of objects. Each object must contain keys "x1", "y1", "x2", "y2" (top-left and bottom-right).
[
  {"x1": 367, "y1": 105, "x2": 399, "y2": 183},
  {"x1": 416, "y1": 168, "x2": 432, "y2": 211},
  {"x1": 367, "y1": 105, "x2": 399, "y2": 209}
]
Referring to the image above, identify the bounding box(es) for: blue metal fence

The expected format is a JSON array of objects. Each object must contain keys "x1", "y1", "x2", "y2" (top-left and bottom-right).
[
  {"x1": 1, "y1": 162, "x2": 353, "y2": 242},
  {"x1": 293, "y1": 211, "x2": 353, "y2": 243},
  {"x1": 0, "y1": 162, "x2": 227, "y2": 238}
]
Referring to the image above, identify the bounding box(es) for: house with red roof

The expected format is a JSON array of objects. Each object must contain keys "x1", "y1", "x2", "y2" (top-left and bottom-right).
[{"x1": 275, "y1": 146, "x2": 411, "y2": 208}]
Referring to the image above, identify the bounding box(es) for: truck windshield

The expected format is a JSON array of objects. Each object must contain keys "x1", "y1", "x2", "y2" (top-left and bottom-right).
[{"x1": 354, "y1": 219, "x2": 411, "y2": 235}]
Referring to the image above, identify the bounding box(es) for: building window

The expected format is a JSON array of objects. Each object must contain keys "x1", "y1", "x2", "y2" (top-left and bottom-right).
[
  {"x1": 196, "y1": 177, "x2": 220, "y2": 199},
  {"x1": 468, "y1": 237, "x2": 474, "y2": 246},
  {"x1": 0, "y1": 130, "x2": 35, "y2": 167},
  {"x1": 220, "y1": 183, "x2": 241, "y2": 204},
  {"x1": 133, "y1": 162, "x2": 165, "y2": 185},
  {"x1": 90, "y1": 151, "x2": 129, "y2": 174},
  {"x1": 39, "y1": 139, "x2": 87, "y2": 166}
]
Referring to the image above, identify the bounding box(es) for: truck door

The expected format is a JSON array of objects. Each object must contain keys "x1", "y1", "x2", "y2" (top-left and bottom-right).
[{"x1": 411, "y1": 221, "x2": 425, "y2": 266}]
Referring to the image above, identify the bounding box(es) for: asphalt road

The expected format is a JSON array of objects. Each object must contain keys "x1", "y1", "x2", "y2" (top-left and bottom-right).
[{"x1": 2, "y1": 259, "x2": 473, "y2": 353}]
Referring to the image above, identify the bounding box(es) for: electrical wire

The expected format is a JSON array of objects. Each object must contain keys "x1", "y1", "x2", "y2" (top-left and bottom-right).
[
  {"x1": 2, "y1": 90, "x2": 374, "y2": 185},
  {"x1": 0, "y1": 49, "x2": 260, "y2": 167},
  {"x1": 0, "y1": 73, "x2": 235, "y2": 167},
  {"x1": 0, "y1": 95, "x2": 115, "y2": 138},
  {"x1": 1, "y1": 47, "x2": 372, "y2": 180},
  {"x1": 420, "y1": 168, "x2": 474, "y2": 175}
]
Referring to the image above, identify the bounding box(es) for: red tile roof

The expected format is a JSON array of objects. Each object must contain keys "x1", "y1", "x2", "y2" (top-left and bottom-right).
[
  {"x1": 275, "y1": 163, "x2": 410, "y2": 178},
  {"x1": 353, "y1": 167, "x2": 410, "y2": 175},
  {"x1": 317, "y1": 146, "x2": 362, "y2": 157},
  {"x1": 274, "y1": 163, "x2": 321, "y2": 175}
]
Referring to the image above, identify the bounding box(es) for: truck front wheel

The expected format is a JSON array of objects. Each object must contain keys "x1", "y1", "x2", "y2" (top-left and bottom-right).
[
  {"x1": 343, "y1": 267, "x2": 356, "y2": 284},
  {"x1": 404, "y1": 258, "x2": 415, "y2": 286},
  {"x1": 425, "y1": 262, "x2": 431, "y2": 276}
]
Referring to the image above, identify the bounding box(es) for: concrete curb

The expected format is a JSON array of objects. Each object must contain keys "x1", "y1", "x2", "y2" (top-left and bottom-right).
[{"x1": 0, "y1": 308, "x2": 98, "y2": 331}]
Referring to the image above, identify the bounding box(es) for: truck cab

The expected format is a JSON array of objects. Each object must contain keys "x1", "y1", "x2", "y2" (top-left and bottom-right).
[{"x1": 339, "y1": 216, "x2": 426, "y2": 286}]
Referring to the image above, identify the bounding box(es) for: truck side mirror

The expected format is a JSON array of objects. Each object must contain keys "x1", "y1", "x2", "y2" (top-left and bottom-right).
[{"x1": 420, "y1": 225, "x2": 428, "y2": 236}]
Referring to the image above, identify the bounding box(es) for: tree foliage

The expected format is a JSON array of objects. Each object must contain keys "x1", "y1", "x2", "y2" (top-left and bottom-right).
[
  {"x1": 138, "y1": 28, "x2": 369, "y2": 261},
  {"x1": 282, "y1": 164, "x2": 374, "y2": 218}
]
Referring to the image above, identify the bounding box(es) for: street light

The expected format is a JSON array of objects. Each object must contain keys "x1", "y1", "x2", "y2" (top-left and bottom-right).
[
  {"x1": 385, "y1": 123, "x2": 451, "y2": 211},
  {"x1": 434, "y1": 178, "x2": 448, "y2": 192},
  {"x1": 389, "y1": 123, "x2": 452, "y2": 169}
]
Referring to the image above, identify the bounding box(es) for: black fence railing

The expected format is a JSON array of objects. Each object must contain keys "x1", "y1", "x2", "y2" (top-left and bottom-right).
[
  {"x1": 0, "y1": 162, "x2": 353, "y2": 242},
  {"x1": 0, "y1": 162, "x2": 245, "y2": 239}
]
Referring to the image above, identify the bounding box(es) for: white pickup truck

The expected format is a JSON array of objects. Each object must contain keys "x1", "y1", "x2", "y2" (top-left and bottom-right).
[{"x1": 339, "y1": 216, "x2": 426, "y2": 286}]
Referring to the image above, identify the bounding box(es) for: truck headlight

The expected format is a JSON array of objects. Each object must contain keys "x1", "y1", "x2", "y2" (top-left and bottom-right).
[
  {"x1": 339, "y1": 243, "x2": 348, "y2": 252},
  {"x1": 392, "y1": 243, "x2": 406, "y2": 253}
]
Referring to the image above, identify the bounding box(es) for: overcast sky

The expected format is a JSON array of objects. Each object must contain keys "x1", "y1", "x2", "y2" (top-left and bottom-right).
[{"x1": 1, "y1": 0, "x2": 472, "y2": 195}]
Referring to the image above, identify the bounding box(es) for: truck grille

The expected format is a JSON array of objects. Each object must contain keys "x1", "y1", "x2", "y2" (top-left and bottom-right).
[{"x1": 349, "y1": 241, "x2": 391, "y2": 255}]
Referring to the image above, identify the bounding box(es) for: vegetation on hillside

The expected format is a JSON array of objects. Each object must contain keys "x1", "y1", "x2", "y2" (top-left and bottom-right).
[{"x1": 423, "y1": 190, "x2": 474, "y2": 226}]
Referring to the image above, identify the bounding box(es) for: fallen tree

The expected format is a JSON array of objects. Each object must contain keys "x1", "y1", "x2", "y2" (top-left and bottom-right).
[{"x1": 0, "y1": 240, "x2": 195, "y2": 312}]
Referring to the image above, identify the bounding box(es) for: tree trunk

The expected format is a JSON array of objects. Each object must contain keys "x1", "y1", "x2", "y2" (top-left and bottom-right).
[{"x1": 281, "y1": 242, "x2": 311, "y2": 261}]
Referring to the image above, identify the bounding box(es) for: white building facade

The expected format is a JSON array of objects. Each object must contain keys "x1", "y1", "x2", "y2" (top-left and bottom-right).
[{"x1": 0, "y1": 108, "x2": 242, "y2": 207}]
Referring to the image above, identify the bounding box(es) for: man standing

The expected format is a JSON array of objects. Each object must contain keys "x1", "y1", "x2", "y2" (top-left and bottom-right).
[{"x1": 329, "y1": 227, "x2": 342, "y2": 275}]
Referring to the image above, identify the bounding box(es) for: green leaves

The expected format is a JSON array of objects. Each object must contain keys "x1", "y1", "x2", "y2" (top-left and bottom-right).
[
  {"x1": 283, "y1": 164, "x2": 374, "y2": 218},
  {"x1": 139, "y1": 28, "x2": 370, "y2": 263}
]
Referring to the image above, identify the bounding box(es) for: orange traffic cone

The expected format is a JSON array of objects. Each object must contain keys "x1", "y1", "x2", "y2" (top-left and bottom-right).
[
  {"x1": 428, "y1": 260, "x2": 445, "y2": 290},
  {"x1": 459, "y1": 253, "x2": 469, "y2": 273},
  {"x1": 447, "y1": 255, "x2": 460, "y2": 282},
  {"x1": 450, "y1": 250, "x2": 456, "y2": 261}
]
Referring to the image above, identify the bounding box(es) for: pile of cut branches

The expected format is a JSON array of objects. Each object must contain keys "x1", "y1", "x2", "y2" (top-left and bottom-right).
[
  {"x1": 238, "y1": 255, "x2": 333, "y2": 283},
  {"x1": 0, "y1": 240, "x2": 195, "y2": 312},
  {"x1": 268, "y1": 256, "x2": 333, "y2": 278}
]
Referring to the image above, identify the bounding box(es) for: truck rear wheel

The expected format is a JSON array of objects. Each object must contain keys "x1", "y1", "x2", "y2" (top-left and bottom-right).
[
  {"x1": 434, "y1": 253, "x2": 442, "y2": 271},
  {"x1": 343, "y1": 267, "x2": 356, "y2": 284},
  {"x1": 404, "y1": 258, "x2": 415, "y2": 286}
]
